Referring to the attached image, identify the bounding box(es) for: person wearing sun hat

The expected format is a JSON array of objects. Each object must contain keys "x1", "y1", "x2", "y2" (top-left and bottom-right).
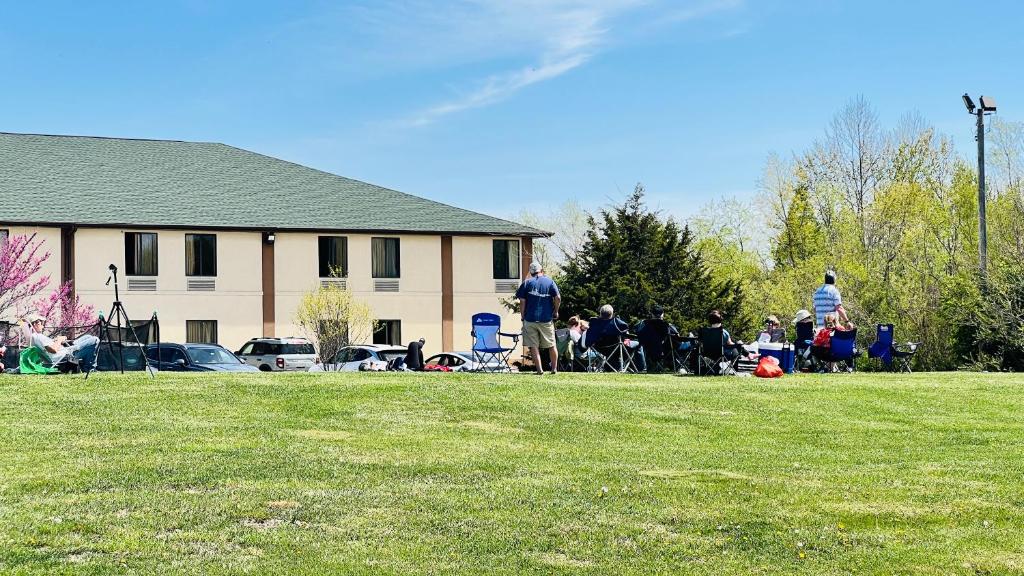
[{"x1": 793, "y1": 309, "x2": 813, "y2": 325}]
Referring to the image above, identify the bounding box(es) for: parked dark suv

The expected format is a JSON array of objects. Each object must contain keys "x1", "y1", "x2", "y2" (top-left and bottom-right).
[{"x1": 146, "y1": 343, "x2": 259, "y2": 372}]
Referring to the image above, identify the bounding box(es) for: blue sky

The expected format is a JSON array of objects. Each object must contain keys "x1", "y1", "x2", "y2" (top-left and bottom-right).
[{"x1": 1, "y1": 0, "x2": 1022, "y2": 222}]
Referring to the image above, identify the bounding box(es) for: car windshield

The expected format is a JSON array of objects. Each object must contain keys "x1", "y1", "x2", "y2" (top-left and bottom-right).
[
  {"x1": 281, "y1": 344, "x2": 315, "y2": 354},
  {"x1": 187, "y1": 347, "x2": 239, "y2": 365}
]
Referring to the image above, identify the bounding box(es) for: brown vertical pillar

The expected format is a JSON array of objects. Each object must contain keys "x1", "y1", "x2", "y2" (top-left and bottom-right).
[
  {"x1": 521, "y1": 237, "x2": 533, "y2": 279},
  {"x1": 441, "y1": 235, "x2": 453, "y2": 351},
  {"x1": 262, "y1": 234, "x2": 275, "y2": 337},
  {"x1": 60, "y1": 227, "x2": 76, "y2": 296}
]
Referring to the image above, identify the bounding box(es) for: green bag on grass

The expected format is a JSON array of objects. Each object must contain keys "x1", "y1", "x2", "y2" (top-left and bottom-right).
[{"x1": 19, "y1": 347, "x2": 58, "y2": 375}]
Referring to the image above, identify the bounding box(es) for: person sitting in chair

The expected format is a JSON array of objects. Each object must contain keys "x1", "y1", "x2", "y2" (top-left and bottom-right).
[
  {"x1": 757, "y1": 315, "x2": 786, "y2": 343},
  {"x1": 27, "y1": 313, "x2": 100, "y2": 372},
  {"x1": 707, "y1": 309, "x2": 739, "y2": 359},
  {"x1": 596, "y1": 304, "x2": 646, "y2": 371},
  {"x1": 0, "y1": 344, "x2": 5, "y2": 371}
]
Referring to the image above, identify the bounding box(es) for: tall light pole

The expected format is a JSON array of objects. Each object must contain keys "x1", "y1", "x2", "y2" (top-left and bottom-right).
[{"x1": 963, "y1": 93, "x2": 997, "y2": 279}]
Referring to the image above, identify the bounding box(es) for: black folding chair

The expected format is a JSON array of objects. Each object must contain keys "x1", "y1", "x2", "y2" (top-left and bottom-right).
[
  {"x1": 793, "y1": 321, "x2": 816, "y2": 372},
  {"x1": 637, "y1": 318, "x2": 677, "y2": 373},
  {"x1": 584, "y1": 317, "x2": 638, "y2": 373},
  {"x1": 697, "y1": 327, "x2": 742, "y2": 375}
]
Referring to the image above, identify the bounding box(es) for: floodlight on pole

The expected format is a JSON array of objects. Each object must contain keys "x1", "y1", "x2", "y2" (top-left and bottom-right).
[
  {"x1": 963, "y1": 93, "x2": 976, "y2": 113},
  {"x1": 964, "y1": 93, "x2": 997, "y2": 280}
]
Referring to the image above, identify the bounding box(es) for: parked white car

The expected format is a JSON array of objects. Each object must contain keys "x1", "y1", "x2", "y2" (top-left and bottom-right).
[
  {"x1": 236, "y1": 337, "x2": 318, "y2": 372},
  {"x1": 308, "y1": 344, "x2": 408, "y2": 372}
]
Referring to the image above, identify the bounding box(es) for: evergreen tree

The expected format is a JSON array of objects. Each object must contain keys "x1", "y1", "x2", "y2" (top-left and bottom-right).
[{"x1": 557, "y1": 185, "x2": 750, "y2": 334}]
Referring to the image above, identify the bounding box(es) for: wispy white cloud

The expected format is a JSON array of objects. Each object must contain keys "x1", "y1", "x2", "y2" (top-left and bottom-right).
[
  {"x1": 388, "y1": 0, "x2": 742, "y2": 126},
  {"x1": 270, "y1": 1, "x2": 744, "y2": 127}
]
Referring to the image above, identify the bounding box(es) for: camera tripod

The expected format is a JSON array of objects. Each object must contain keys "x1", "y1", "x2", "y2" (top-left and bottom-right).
[{"x1": 86, "y1": 264, "x2": 156, "y2": 379}]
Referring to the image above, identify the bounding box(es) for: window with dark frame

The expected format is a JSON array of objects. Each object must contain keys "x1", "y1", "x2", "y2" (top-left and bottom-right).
[
  {"x1": 373, "y1": 320, "x2": 402, "y2": 345},
  {"x1": 186, "y1": 320, "x2": 218, "y2": 344},
  {"x1": 492, "y1": 239, "x2": 521, "y2": 279},
  {"x1": 125, "y1": 232, "x2": 158, "y2": 276},
  {"x1": 0, "y1": 229, "x2": 8, "y2": 247},
  {"x1": 185, "y1": 234, "x2": 217, "y2": 276},
  {"x1": 371, "y1": 237, "x2": 400, "y2": 278},
  {"x1": 318, "y1": 236, "x2": 349, "y2": 278}
]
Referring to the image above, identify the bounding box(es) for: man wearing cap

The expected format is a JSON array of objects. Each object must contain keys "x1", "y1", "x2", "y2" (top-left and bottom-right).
[
  {"x1": 515, "y1": 262, "x2": 560, "y2": 375},
  {"x1": 27, "y1": 314, "x2": 100, "y2": 372},
  {"x1": 812, "y1": 270, "x2": 849, "y2": 327}
]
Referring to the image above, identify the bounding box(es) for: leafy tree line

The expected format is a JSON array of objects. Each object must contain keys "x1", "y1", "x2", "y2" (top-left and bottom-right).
[
  {"x1": 524, "y1": 98, "x2": 1024, "y2": 370},
  {"x1": 690, "y1": 98, "x2": 1024, "y2": 370}
]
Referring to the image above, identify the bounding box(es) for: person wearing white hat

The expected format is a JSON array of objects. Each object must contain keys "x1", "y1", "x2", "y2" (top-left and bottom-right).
[
  {"x1": 792, "y1": 309, "x2": 813, "y2": 325},
  {"x1": 27, "y1": 313, "x2": 100, "y2": 372},
  {"x1": 514, "y1": 261, "x2": 561, "y2": 375}
]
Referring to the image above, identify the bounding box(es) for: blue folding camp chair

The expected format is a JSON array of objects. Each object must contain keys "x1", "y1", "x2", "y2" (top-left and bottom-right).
[
  {"x1": 825, "y1": 328, "x2": 861, "y2": 372},
  {"x1": 470, "y1": 313, "x2": 520, "y2": 372},
  {"x1": 868, "y1": 324, "x2": 919, "y2": 372}
]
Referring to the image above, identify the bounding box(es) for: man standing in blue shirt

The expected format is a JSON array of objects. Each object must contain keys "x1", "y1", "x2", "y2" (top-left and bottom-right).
[
  {"x1": 813, "y1": 269, "x2": 849, "y2": 327},
  {"x1": 515, "y1": 262, "x2": 561, "y2": 375}
]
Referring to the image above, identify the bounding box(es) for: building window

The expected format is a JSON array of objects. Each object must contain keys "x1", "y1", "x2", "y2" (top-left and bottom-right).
[
  {"x1": 492, "y1": 239, "x2": 521, "y2": 279},
  {"x1": 0, "y1": 229, "x2": 8, "y2": 247},
  {"x1": 371, "y1": 237, "x2": 400, "y2": 278},
  {"x1": 373, "y1": 320, "x2": 401, "y2": 346},
  {"x1": 186, "y1": 320, "x2": 218, "y2": 344},
  {"x1": 318, "y1": 236, "x2": 348, "y2": 278},
  {"x1": 185, "y1": 234, "x2": 217, "y2": 276},
  {"x1": 125, "y1": 232, "x2": 158, "y2": 276}
]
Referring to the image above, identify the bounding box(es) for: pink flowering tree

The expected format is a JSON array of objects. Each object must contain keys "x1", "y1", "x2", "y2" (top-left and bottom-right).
[
  {"x1": 32, "y1": 282, "x2": 96, "y2": 334},
  {"x1": 0, "y1": 233, "x2": 52, "y2": 322},
  {"x1": 0, "y1": 233, "x2": 96, "y2": 343}
]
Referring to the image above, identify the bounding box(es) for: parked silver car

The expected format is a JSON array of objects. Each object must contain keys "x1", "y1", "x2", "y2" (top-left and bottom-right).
[
  {"x1": 236, "y1": 337, "x2": 317, "y2": 372},
  {"x1": 308, "y1": 344, "x2": 408, "y2": 372}
]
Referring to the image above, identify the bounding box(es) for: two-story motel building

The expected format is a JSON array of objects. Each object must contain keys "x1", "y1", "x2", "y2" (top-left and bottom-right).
[{"x1": 0, "y1": 132, "x2": 546, "y2": 354}]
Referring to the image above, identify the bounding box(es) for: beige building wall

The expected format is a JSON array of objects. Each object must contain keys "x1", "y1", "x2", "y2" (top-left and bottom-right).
[
  {"x1": 451, "y1": 236, "x2": 521, "y2": 352},
  {"x1": 74, "y1": 229, "x2": 263, "y2": 350},
  {"x1": 2, "y1": 224, "x2": 530, "y2": 357},
  {"x1": 274, "y1": 232, "x2": 445, "y2": 355}
]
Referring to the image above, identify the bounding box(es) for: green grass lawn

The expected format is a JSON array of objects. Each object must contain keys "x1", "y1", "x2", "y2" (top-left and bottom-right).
[{"x1": 1, "y1": 372, "x2": 1022, "y2": 575}]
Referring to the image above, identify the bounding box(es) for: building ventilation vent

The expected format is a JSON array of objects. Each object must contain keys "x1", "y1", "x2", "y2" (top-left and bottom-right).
[
  {"x1": 494, "y1": 280, "x2": 520, "y2": 293},
  {"x1": 320, "y1": 278, "x2": 348, "y2": 290},
  {"x1": 374, "y1": 279, "x2": 400, "y2": 292},
  {"x1": 127, "y1": 278, "x2": 157, "y2": 292},
  {"x1": 187, "y1": 278, "x2": 216, "y2": 292}
]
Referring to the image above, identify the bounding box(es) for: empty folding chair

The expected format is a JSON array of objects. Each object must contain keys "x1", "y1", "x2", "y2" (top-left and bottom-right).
[
  {"x1": 470, "y1": 313, "x2": 520, "y2": 372},
  {"x1": 868, "y1": 324, "x2": 919, "y2": 372}
]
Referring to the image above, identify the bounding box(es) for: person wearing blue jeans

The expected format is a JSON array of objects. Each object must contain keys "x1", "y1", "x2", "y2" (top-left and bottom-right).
[{"x1": 28, "y1": 314, "x2": 99, "y2": 372}]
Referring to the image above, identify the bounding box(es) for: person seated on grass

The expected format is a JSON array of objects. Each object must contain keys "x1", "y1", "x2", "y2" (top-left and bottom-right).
[{"x1": 27, "y1": 313, "x2": 100, "y2": 373}]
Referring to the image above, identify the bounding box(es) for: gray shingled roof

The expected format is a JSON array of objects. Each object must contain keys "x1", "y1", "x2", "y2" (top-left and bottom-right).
[{"x1": 0, "y1": 132, "x2": 547, "y2": 237}]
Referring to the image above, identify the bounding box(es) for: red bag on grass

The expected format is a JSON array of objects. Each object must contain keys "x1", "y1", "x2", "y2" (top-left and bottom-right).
[{"x1": 753, "y1": 356, "x2": 783, "y2": 378}]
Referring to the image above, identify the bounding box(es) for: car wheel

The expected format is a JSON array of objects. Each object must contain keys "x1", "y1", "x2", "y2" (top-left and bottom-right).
[{"x1": 259, "y1": 364, "x2": 272, "y2": 372}]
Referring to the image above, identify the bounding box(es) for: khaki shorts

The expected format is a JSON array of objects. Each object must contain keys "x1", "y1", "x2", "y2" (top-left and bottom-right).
[{"x1": 523, "y1": 321, "x2": 556, "y2": 349}]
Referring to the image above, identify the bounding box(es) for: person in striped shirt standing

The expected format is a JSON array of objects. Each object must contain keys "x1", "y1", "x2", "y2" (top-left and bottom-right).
[{"x1": 812, "y1": 270, "x2": 850, "y2": 327}]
